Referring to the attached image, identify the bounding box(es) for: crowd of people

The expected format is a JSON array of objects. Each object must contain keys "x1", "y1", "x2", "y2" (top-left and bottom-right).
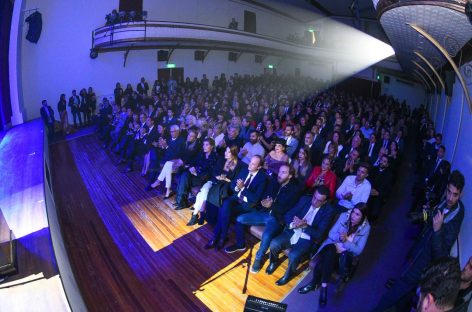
[{"x1": 41, "y1": 72, "x2": 470, "y2": 310}]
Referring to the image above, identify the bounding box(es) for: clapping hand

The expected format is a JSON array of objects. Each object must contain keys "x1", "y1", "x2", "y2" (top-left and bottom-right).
[
  {"x1": 236, "y1": 179, "x2": 245, "y2": 190},
  {"x1": 340, "y1": 233, "x2": 347, "y2": 242},
  {"x1": 189, "y1": 167, "x2": 197, "y2": 176}
]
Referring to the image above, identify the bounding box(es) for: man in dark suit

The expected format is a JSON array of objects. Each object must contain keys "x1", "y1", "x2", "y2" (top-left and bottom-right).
[
  {"x1": 298, "y1": 131, "x2": 323, "y2": 167},
  {"x1": 366, "y1": 133, "x2": 381, "y2": 165},
  {"x1": 136, "y1": 77, "x2": 149, "y2": 96},
  {"x1": 68, "y1": 90, "x2": 82, "y2": 127},
  {"x1": 424, "y1": 145, "x2": 447, "y2": 181},
  {"x1": 40, "y1": 100, "x2": 55, "y2": 142},
  {"x1": 368, "y1": 155, "x2": 394, "y2": 222},
  {"x1": 204, "y1": 155, "x2": 267, "y2": 250},
  {"x1": 225, "y1": 164, "x2": 300, "y2": 273},
  {"x1": 266, "y1": 185, "x2": 336, "y2": 286}
]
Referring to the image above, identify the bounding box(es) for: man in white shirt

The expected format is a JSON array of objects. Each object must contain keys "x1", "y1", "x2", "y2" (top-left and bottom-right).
[
  {"x1": 336, "y1": 162, "x2": 371, "y2": 213},
  {"x1": 266, "y1": 185, "x2": 336, "y2": 286},
  {"x1": 239, "y1": 130, "x2": 265, "y2": 165}
]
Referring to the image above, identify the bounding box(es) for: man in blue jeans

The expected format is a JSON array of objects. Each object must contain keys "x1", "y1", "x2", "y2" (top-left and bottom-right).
[{"x1": 224, "y1": 164, "x2": 300, "y2": 273}]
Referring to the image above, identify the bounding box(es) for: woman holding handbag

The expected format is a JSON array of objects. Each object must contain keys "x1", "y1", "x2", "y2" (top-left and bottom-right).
[
  {"x1": 187, "y1": 145, "x2": 245, "y2": 226},
  {"x1": 298, "y1": 202, "x2": 371, "y2": 306}
]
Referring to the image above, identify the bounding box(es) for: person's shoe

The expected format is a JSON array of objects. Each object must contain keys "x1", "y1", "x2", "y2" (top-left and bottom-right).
[
  {"x1": 187, "y1": 214, "x2": 198, "y2": 226},
  {"x1": 197, "y1": 212, "x2": 205, "y2": 225},
  {"x1": 319, "y1": 286, "x2": 328, "y2": 306},
  {"x1": 144, "y1": 184, "x2": 153, "y2": 192},
  {"x1": 164, "y1": 190, "x2": 174, "y2": 199},
  {"x1": 265, "y1": 262, "x2": 277, "y2": 275},
  {"x1": 204, "y1": 239, "x2": 217, "y2": 250},
  {"x1": 275, "y1": 273, "x2": 292, "y2": 286},
  {"x1": 124, "y1": 167, "x2": 132, "y2": 173},
  {"x1": 298, "y1": 283, "x2": 318, "y2": 294},
  {"x1": 216, "y1": 238, "x2": 227, "y2": 250},
  {"x1": 224, "y1": 244, "x2": 246, "y2": 254},
  {"x1": 250, "y1": 259, "x2": 262, "y2": 273},
  {"x1": 174, "y1": 203, "x2": 188, "y2": 210},
  {"x1": 150, "y1": 180, "x2": 160, "y2": 189}
]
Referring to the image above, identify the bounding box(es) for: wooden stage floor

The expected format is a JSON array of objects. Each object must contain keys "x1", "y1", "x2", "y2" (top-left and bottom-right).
[{"x1": 50, "y1": 134, "x2": 305, "y2": 311}]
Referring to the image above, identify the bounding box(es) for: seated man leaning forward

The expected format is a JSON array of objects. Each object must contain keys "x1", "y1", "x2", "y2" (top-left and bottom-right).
[
  {"x1": 266, "y1": 185, "x2": 337, "y2": 286},
  {"x1": 204, "y1": 155, "x2": 267, "y2": 250},
  {"x1": 224, "y1": 164, "x2": 301, "y2": 274}
]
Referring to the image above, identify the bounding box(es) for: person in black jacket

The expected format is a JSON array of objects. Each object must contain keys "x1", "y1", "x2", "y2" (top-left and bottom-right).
[
  {"x1": 266, "y1": 185, "x2": 336, "y2": 286},
  {"x1": 68, "y1": 89, "x2": 82, "y2": 127},
  {"x1": 374, "y1": 171, "x2": 466, "y2": 311},
  {"x1": 368, "y1": 155, "x2": 394, "y2": 223},
  {"x1": 229, "y1": 164, "x2": 300, "y2": 273},
  {"x1": 174, "y1": 138, "x2": 218, "y2": 209},
  {"x1": 204, "y1": 155, "x2": 267, "y2": 250},
  {"x1": 40, "y1": 100, "x2": 55, "y2": 142}
]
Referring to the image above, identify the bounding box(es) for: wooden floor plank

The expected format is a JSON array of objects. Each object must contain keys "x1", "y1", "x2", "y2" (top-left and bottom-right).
[{"x1": 51, "y1": 134, "x2": 306, "y2": 311}]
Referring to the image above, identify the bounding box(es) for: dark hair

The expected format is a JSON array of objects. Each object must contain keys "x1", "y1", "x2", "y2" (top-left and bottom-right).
[
  {"x1": 436, "y1": 133, "x2": 443, "y2": 140},
  {"x1": 249, "y1": 129, "x2": 260, "y2": 137},
  {"x1": 203, "y1": 137, "x2": 215, "y2": 147},
  {"x1": 448, "y1": 170, "x2": 465, "y2": 192},
  {"x1": 438, "y1": 145, "x2": 446, "y2": 153},
  {"x1": 419, "y1": 257, "x2": 461, "y2": 310},
  {"x1": 227, "y1": 145, "x2": 239, "y2": 160},
  {"x1": 347, "y1": 202, "x2": 368, "y2": 236},
  {"x1": 315, "y1": 185, "x2": 330, "y2": 199},
  {"x1": 358, "y1": 162, "x2": 370, "y2": 174},
  {"x1": 280, "y1": 164, "x2": 295, "y2": 177},
  {"x1": 252, "y1": 154, "x2": 264, "y2": 167}
]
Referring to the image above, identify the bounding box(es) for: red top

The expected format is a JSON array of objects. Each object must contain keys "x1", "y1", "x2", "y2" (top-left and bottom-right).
[{"x1": 305, "y1": 166, "x2": 337, "y2": 199}]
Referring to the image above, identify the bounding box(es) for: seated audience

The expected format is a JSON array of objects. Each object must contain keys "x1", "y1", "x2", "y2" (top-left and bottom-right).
[
  {"x1": 204, "y1": 155, "x2": 267, "y2": 250},
  {"x1": 226, "y1": 164, "x2": 300, "y2": 272},
  {"x1": 174, "y1": 138, "x2": 218, "y2": 209},
  {"x1": 238, "y1": 130, "x2": 265, "y2": 165},
  {"x1": 298, "y1": 202, "x2": 371, "y2": 306},
  {"x1": 335, "y1": 162, "x2": 371, "y2": 213},
  {"x1": 264, "y1": 138, "x2": 289, "y2": 176},
  {"x1": 187, "y1": 145, "x2": 244, "y2": 225},
  {"x1": 305, "y1": 156, "x2": 337, "y2": 199},
  {"x1": 266, "y1": 186, "x2": 336, "y2": 286},
  {"x1": 292, "y1": 147, "x2": 313, "y2": 187}
]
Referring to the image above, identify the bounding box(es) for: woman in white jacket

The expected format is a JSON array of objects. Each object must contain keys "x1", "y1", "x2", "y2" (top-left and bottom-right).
[{"x1": 298, "y1": 202, "x2": 371, "y2": 306}]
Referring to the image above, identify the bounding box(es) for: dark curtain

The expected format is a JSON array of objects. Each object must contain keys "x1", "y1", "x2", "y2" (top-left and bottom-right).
[
  {"x1": 119, "y1": 0, "x2": 142, "y2": 12},
  {"x1": 0, "y1": 0, "x2": 13, "y2": 130}
]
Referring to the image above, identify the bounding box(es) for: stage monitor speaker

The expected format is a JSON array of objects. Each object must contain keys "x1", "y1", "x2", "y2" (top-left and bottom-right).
[
  {"x1": 158, "y1": 50, "x2": 169, "y2": 62},
  {"x1": 194, "y1": 50, "x2": 205, "y2": 61},
  {"x1": 384, "y1": 76, "x2": 390, "y2": 84},
  {"x1": 25, "y1": 11, "x2": 42, "y2": 43},
  {"x1": 255, "y1": 55, "x2": 263, "y2": 63},
  {"x1": 228, "y1": 52, "x2": 238, "y2": 62},
  {"x1": 244, "y1": 295, "x2": 287, "y2": 312}
]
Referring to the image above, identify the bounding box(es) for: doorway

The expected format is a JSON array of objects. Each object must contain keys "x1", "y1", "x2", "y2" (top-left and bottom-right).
[{"x1": 158, "y1": 68, "x2": 184, "y2": 81}]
